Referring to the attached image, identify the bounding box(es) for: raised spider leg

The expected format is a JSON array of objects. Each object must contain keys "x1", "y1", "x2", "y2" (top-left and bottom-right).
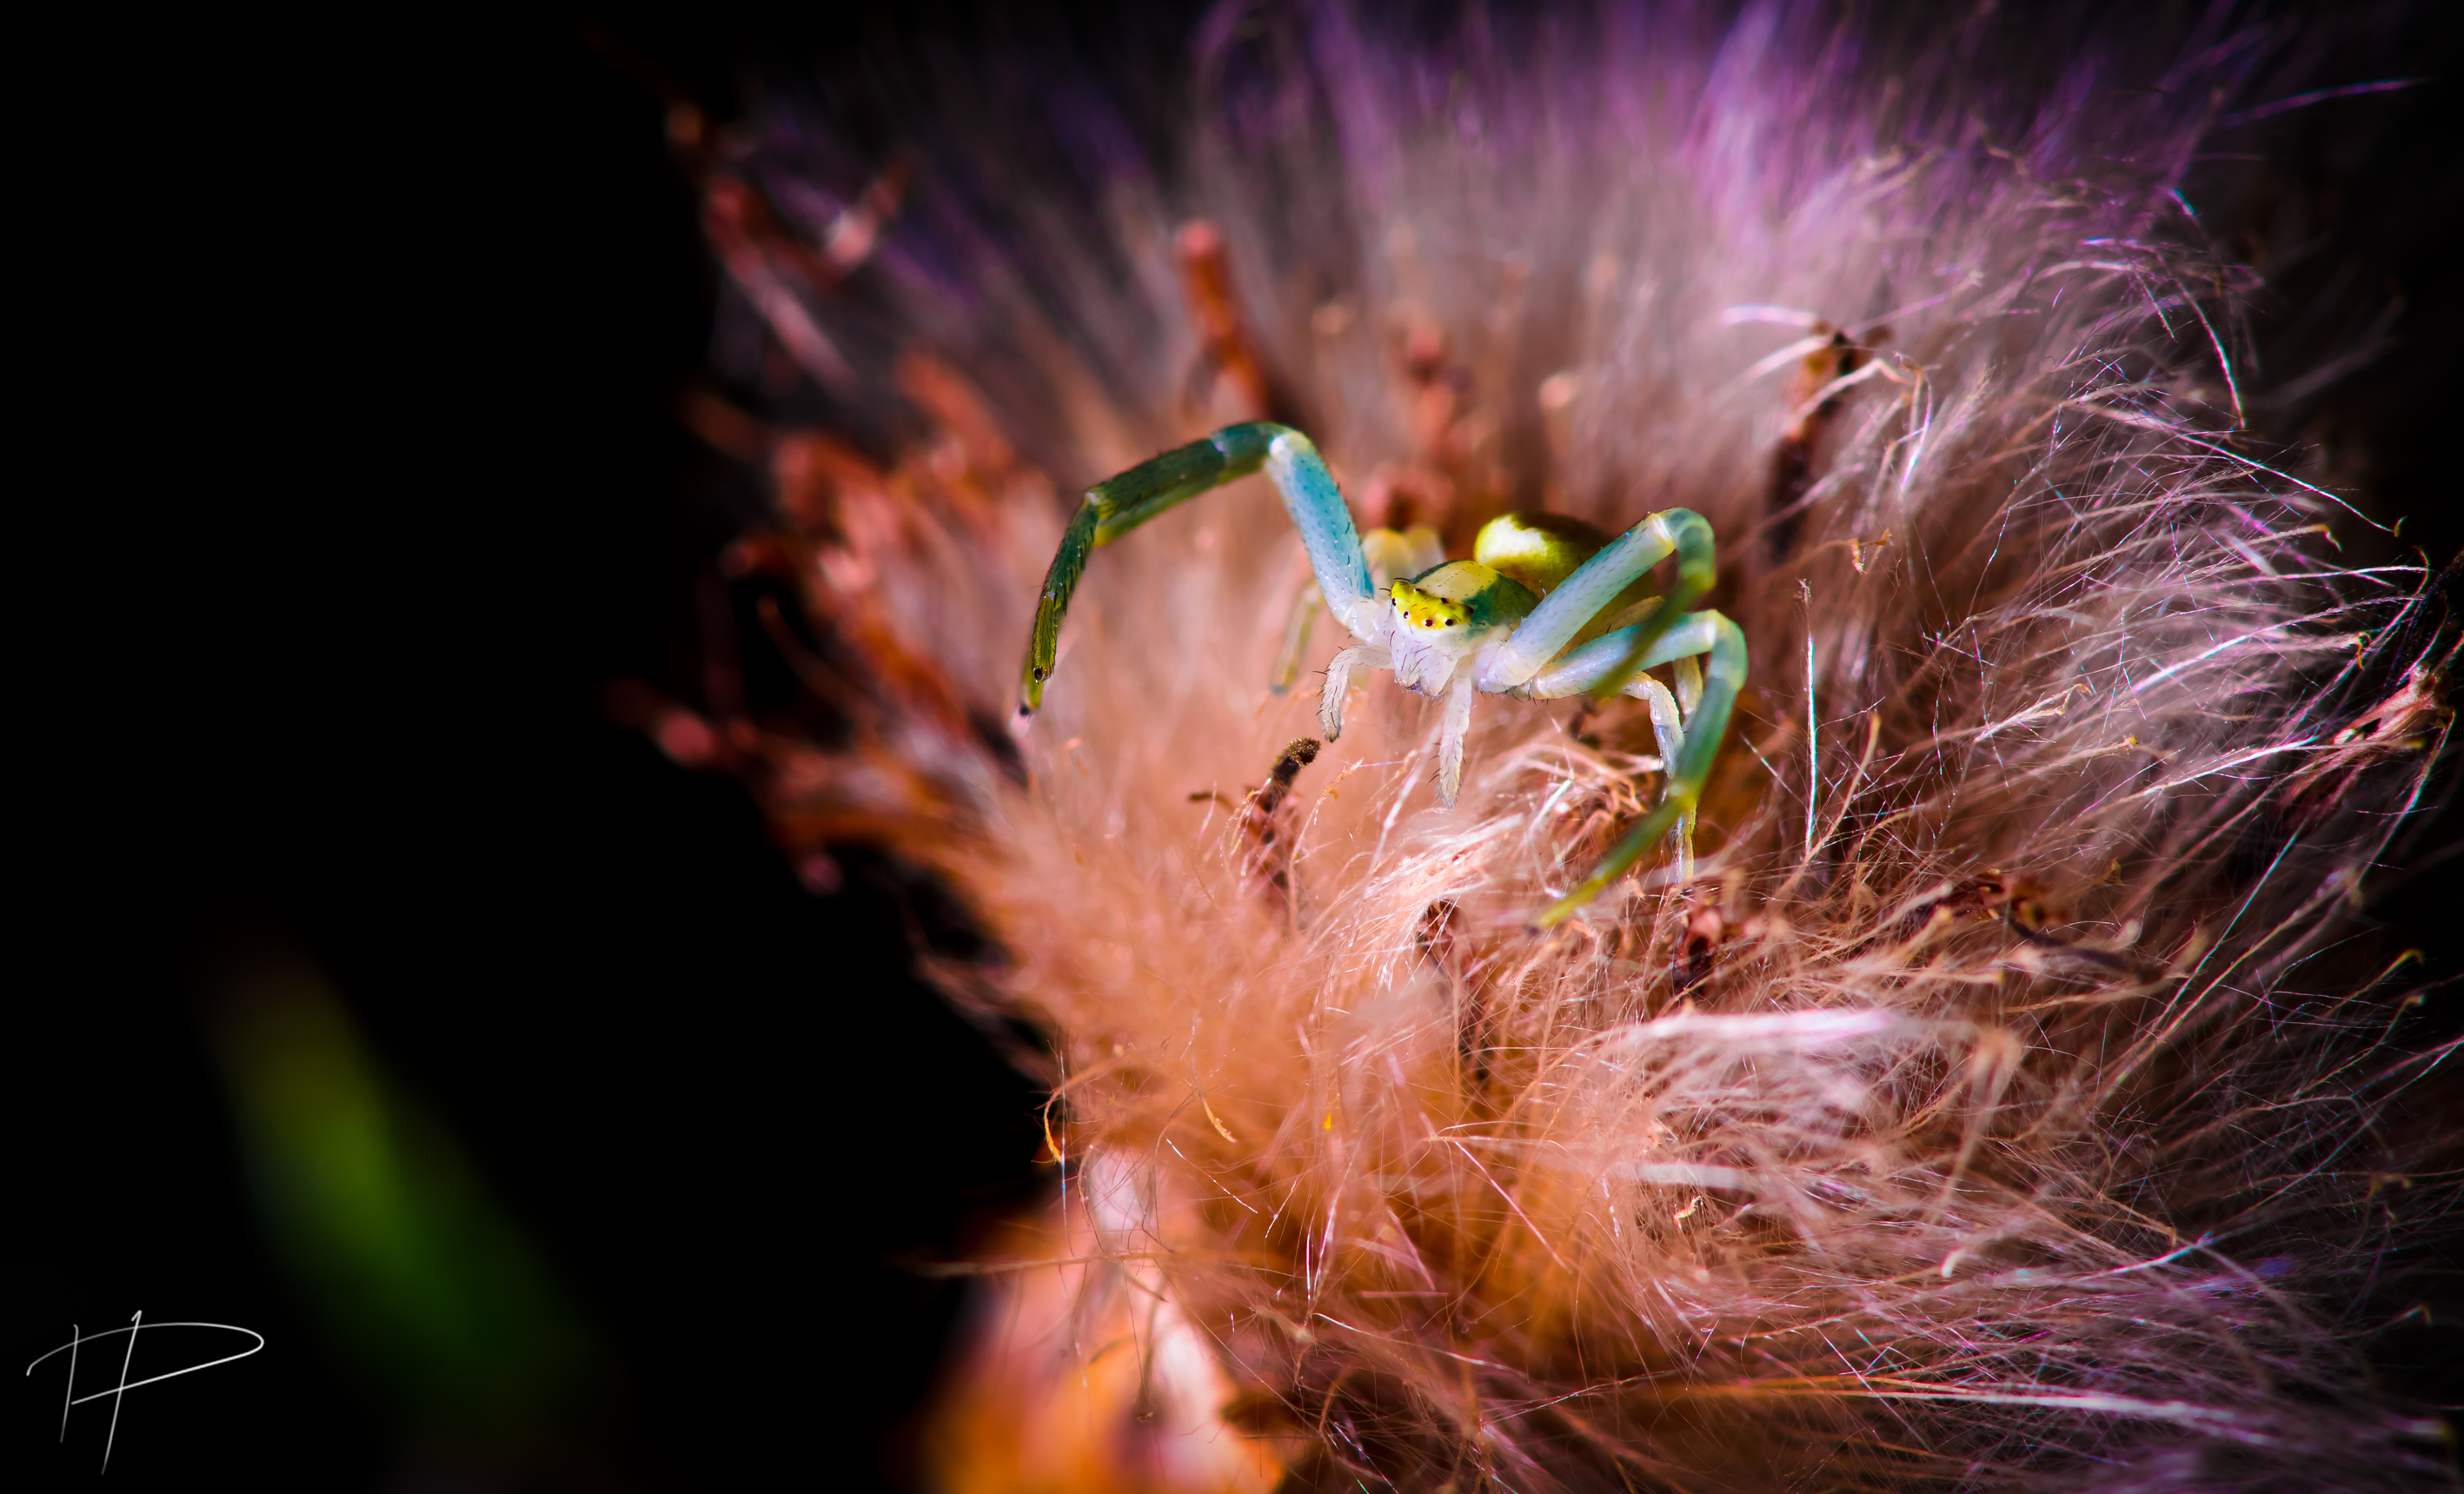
[
  {"x1": 1019, "y1": 422, "x2": 1379, "y2": 720},
  {"x1": 1530, "y1": 608, "x2": 1746, "y2": 927}
]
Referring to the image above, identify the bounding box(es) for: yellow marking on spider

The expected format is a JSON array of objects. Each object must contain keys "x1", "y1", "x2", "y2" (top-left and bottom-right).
[{"x1": 1390, "y1": 578, "x2": 1471, "y2": 631}]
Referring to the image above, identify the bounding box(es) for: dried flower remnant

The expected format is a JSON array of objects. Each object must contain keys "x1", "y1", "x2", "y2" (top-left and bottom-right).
[
  {"x1": 1760, "y1": 317, "x2": 1888, "y2": 562},
  {"x1": 646, "y1": 7, "x2": 2460, "y2": 1491},
  {"x1": 1175, "y1": 219, "x2": 1279, "y2": 425},
  {"x1": 1190, "y1": 736, "x2": 1324, "y2": 913},
  {"x1": 2279, "y1": 654, "x2": 2456, "y2": 829}
]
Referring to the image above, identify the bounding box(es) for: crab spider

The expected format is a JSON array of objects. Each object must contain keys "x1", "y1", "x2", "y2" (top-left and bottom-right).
[{"x1": 1017, "y1": 422, "x2": 1746, "y2": 926}]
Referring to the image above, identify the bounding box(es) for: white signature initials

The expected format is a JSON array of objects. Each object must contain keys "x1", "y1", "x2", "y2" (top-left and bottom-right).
[{"x1": 25, "y1": 1312, "x2": 266, "y2": 1473}]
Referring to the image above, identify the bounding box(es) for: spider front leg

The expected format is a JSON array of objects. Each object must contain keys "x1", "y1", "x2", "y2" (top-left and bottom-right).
[
  {"x1": 1018, "y1": 422, "x2": 1380, "y2": 720},
  {"x1": 1317, "y1": 638, "x2": 1389, "y2": 741}
]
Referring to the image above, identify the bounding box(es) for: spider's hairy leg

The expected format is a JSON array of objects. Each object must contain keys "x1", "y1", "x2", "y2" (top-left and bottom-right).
[
  {"x1": 1437, "y1": 673, "x2": 1477, "y2": 805},
  {"x1": 1318, "y1": 642, "x2": 1391, "y2": 740},
  {"x1": 1532, "y1": 610, "x2": 1745, "y2": 927},
  {"x1": 1018, "y1": 422, "x2": 1376, "y2": 720}
]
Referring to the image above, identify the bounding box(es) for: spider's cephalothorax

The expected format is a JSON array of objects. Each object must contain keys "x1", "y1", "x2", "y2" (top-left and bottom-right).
[
  {"x1": 1018, "y1": 422, "x2": 1746, "y2": 923},
  {"x1": 1382, "y1": 566, "x2": 1531, "y2": 693}
]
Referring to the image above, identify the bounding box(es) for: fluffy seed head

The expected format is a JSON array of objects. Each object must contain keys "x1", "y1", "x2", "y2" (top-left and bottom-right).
[{"x1": 661, "y1": 5, "x2": 2460, "y2": 1489}]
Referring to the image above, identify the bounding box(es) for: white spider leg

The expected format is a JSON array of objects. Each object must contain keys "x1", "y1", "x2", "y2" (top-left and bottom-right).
[
  {"x1": 1436, "y1": 672, "x2": 1477, "y2": 807},
  {"x1": 1328, "y1": 592, "x2": 1391, "y2": 643},
  {"x1": 1511, "y1": 612, "x2": 1720, "y2": 700},
  {"x1": 1476, "y1": 514, "x2": 1677, "y2": 691},
  {"x1": 1263, "y1": 431, "x2": 1387, "y2": 640},
  {"x1": 1321, "y1": 643, "x2": 1390, "y2": 740},
  {"x1": 1634, "y1": 675, "x2": 1697, "y2": 882}
]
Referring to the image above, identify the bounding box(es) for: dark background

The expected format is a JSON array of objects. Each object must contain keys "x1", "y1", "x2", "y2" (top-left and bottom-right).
[
  {"x1": 15, "y1": 5, "x2": 2461, "y2": 1491},
  {"x1": 18, "y1": 9, "x2": 1050, "y2": 1491}
]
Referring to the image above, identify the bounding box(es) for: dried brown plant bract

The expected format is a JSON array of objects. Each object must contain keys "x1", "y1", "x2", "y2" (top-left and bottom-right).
[{"x1": 1192, "y1": 736, "x2": 1325, "y2": 910}]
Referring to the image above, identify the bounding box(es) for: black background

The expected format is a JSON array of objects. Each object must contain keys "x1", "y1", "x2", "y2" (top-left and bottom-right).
[
  {"x1": 15, "y1": 5, "x2": 2461, "y2": 1491},
  {"x1": 20, "y1": 8, "x2": 1049, "y2": 1491}
]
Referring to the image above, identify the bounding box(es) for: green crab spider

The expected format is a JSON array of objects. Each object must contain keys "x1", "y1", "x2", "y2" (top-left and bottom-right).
[{"x1": 1017, "y1": 422, "x2": 1745, "y2": 926}]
